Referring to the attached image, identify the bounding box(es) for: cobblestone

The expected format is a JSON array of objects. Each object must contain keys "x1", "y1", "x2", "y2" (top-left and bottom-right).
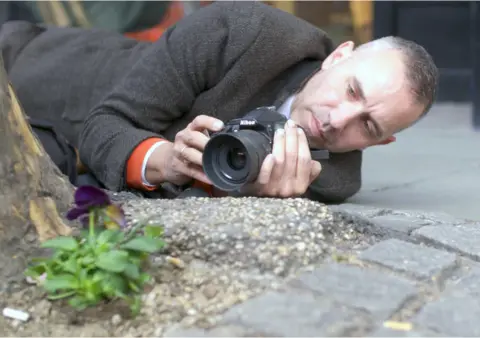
[
  {"x1": 358, "y1": 239, "x2": 458, "y2": 279},
  {"x1": 370, "y1": 215, "x2": 432, "y2": 235},
  {"x1": 414, "y1": 296, "x2": 480, "y2": 336},
  {"x1": 412, "y1": 267, "x2": 480, "y2": 336},
  {"x1": 413, "y1": 224, "x2": 480, "y2": 260},
  {"x1": 370, "y1": 327, "x2": 441, "y2": 337},
  {"x1": 288, "y1": 263, "x2": 418, "y2": 321},
  {"x1": 217, "y1": 288, "x2": 371, "y2": 336}
]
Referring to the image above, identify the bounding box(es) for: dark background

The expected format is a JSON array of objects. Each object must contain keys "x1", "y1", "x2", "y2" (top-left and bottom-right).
[{"x1": 373, "y1": 1, "x2": 479, "y2": 126}]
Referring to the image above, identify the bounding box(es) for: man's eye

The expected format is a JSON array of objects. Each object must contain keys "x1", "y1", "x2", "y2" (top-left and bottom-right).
[
  {"x1": 347, "y1": 84, "x2": 356, "y2": 98},
  {"x1": 364, "y1": 120, "x2": 373, "y2": 135}
]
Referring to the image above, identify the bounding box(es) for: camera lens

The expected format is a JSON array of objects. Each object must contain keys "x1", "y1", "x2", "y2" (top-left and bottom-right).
[
  {"x1": 227, "y1": 148, "x2": 247, "y2": 170},
  {"x1": 203, "y1": 130, "x2": 271, "y2": 191}
]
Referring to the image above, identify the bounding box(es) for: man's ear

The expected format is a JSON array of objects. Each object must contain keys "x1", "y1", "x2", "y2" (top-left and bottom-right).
[
  {"x1": 322, "y1": 41, "x2": 355, "y2": 70},
  {"x1": 376, "y1": 136, "x2": 396, "y2": 145}
]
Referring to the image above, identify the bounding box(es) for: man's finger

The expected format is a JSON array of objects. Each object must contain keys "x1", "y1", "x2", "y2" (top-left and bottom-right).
[
  {"x1": 283, "y1": 119, "x2": 298, "y2": 178},
  {"x1": 183, "y1": 163, "x2": 212, "y2": 185},
  {"x1": 256, "y1": 153, "x2": 275, "y2": 186},
  {"x1": 270, "y1": 127, "x2": 285, "y2": 181},
  {"x1": 190, "y1": 115, "x2": 224, "y2": 132},
  {"x1": 295, "y1": 127, "x2": 312, "y2": 187},
  {"x1": 180, "y1": 146, "x2": 203, "y2": 166},
  {"x1": 182, "y1": 130, "x2": 210, "y2": 151},
  {"x1": 309, "y1": 160, "x2": 322, "y2": 183}
]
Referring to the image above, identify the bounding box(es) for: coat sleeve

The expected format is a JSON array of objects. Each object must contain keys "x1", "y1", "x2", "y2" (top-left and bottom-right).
[
  {"x1": 77, "y1": 2, "x2": 261, "y2": 191},
  {"x1": 305, "y1": 150, "x2": 363, "y2": 203}
]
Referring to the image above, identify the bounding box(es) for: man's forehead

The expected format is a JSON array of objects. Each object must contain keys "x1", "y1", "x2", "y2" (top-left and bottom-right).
[{"x1": 352, "y1": 49, "x2": 407, "y2": 99}]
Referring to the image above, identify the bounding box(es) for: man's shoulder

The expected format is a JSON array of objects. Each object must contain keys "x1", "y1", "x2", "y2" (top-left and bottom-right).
[{"x1": 182, "y1": 1, "x2": 329, "y2": 37}]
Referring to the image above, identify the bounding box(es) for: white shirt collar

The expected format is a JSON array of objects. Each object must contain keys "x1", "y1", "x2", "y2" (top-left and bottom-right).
[{"x1": 277, "y1": 94, "x2": 295, "y2": 119}]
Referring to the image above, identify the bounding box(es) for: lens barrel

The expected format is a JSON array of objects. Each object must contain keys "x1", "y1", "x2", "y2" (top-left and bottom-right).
[{"x1": 202, "y1": 130, "x2": 271, "y2": 191}]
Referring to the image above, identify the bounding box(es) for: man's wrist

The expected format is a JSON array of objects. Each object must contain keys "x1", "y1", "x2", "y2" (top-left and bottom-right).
[
  {"x1": 145, "y1": 141, "x2": 174, "y2": 186},
  {"x1": 141, "y1": 141, "x2": 168, "y2": 187}
]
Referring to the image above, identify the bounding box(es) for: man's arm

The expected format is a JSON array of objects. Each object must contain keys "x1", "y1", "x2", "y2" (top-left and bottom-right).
[
  {"x1": 305, "y1": 150, "x2": 362, "y2": 203},
  {"x1": 77, "y1": 2, "x2": 260, "y2": 191}
]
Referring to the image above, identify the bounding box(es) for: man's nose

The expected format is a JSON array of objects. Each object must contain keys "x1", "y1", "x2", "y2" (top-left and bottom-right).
[{"x1": 328, "y1": 102, "x2": 364, "y2": 130}]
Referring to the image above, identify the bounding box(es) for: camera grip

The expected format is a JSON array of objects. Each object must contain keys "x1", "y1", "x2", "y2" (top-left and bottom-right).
[{"x1": 310, "y1": 149, "x2": 330, "y2": 160}]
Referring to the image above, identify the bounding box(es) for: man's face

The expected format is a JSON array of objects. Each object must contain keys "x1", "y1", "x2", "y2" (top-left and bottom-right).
[{"x1": 290, "y1": 41, "x2": 425, "y2": 152}]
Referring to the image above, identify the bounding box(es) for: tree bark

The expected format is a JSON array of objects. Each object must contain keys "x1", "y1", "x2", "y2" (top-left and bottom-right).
[{"x1": 0, "y1": 58, "x2": 74, "y2": 291}]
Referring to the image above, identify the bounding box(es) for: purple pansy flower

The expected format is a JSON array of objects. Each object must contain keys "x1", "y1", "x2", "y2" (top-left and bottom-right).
[
  {"x1": 103, "y1": 204, "x2": 127, "y2": 229},
  {"x1": 66, "y1": 185, "x2": 126, "y2": 228}
]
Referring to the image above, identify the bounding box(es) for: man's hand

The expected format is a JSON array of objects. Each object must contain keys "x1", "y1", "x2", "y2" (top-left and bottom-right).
[
  {"x1": 242, "y1": 119, "x2": 322, "y2": 197},
  {"x1": 145, "y1": 115, "x2": 224, "y2": 186}
]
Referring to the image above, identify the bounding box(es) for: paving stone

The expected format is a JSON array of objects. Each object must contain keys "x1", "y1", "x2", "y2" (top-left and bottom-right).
[
  {"x1": 412, "y1": 267, "x2": 480, "y2": 336},
  {"x1": 289, "y1": 263, "x2": 418, "y2": 320},
  {"x1": 218, "y1": 288, "x2": 371, "y2": 337},
  {"x1": 413, "y1": 224, "x2": 480, "y2": 260},
  {"x1": 163, "y1": 325, "x2": 247, "y2": 337},
  {"x1": 370, "y1": 215, "x2": 432, "y2": 235},
  {"x1": 413, "y1": 295, "x2": 480, "y2": 336},
  {"x1": 448, "y1": 266, "x2": 480, "y2": 295},
  {"x1": 370, "y1": 327, "x2": 440, "y2": 337},
  {"x1": 358, "y1": 239, "x2": 457, "y2": 279},
  {"x1": 163, "y1": 327, "x2": 208, "y2": 337},
  {"x1": 389, "y1": 209, "x2": 462, "y2": 225}
]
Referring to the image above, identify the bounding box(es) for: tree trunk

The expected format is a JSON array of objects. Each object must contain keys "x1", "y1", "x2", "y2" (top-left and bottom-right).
[{"x1": 0, "y1": 58, "x2": 74, "y2": 292}]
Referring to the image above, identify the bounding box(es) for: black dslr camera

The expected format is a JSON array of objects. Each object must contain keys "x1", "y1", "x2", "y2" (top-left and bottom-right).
[{"x1": 202, "y1": 106, "x2": 330, "y2": 192}]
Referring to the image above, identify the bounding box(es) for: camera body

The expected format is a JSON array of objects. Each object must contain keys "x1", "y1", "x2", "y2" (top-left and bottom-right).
[{"x1": 202, "y1": 106, "x2": 329, "y2": 192}]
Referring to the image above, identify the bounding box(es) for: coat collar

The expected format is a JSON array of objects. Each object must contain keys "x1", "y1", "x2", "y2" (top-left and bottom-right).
[{"x1": 272, "y1": 59, "x2": 322, "y2": 109}]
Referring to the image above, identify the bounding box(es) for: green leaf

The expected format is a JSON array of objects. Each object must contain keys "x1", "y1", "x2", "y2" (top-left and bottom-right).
[
  {"x1": 128, "y1": 281, "x2": 140, "y2": 292},
  {"x1": 41, "y1": 236, "x2": 79, "y2": 251},
  {"x1": 130, "y1": 296, "x2": 142, "y2": 317},
  {"x1": 139, "y1": 273, "x2": 151, "y2": 284},
  {"x1": 96, "y1": 229, "x2": 122, "y2": 246},
  {"x1": 24, "y1": 263, "x2": 47, "y2": 278},
  {"x1": 101, "y1": 273, "x2": 128, "y2": 297},
  {"x1": 44, "y1": 274, "x2": 79, "y2": 292},
  {"x1": 92, "y1": 270, "x2": 108, "y2": 283},
  {"x1": 79, "y1": 254, "x2": 96, "y2": 267},
  {"x1": 144, "y1": 225, "x2": 164, "y2": 238},
  {"x1": 61, "y1": 257, "x2": 78, "y2": 274},
  {"x1": 123, "y1": 263, "x2": 140, "y2": 280},
  {"x1": 47, "y1": 290, "x2": 76, "y2": 300},
  {"x1": 95, "y1": 250, "x2": 129, "y2": 272},
  {"x1": 68, "y1": 295, "x2": 90, "y2": 310},
  {"x1": 120, "y1": 237, "x2": 164, "y2": 253}
]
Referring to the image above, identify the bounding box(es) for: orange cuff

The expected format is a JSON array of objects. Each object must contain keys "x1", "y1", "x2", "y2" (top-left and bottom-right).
[
  {"x1": 126, "y1": 137, "x2": 165, "y2": 191},
  {"x1": 126, "y1": 138, "x2": 216, "y2": 196},
  {"x1": 192, "y1": 180, "x2": 214, "y2": 197}
]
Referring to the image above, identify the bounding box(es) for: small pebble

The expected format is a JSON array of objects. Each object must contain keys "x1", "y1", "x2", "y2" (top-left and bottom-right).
[
  {"x1": 202, "y1": 284, "x2": 218, "y2": 299},
  {"x1": 166, "y1": 256, "x2": 186, "y2": 269},
  {"x1": 111, "y1": 314, "x2": 122, "y2": 326},
  {"x1": 187, "y1": 308, "x2": 197, "y2": 316}
]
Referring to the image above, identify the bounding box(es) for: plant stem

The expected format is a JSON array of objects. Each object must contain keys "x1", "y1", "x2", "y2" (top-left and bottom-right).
[
  {"x1": 121, "y1": 214, "x2": 156, "y2": 244},
  {"x1": 89, "y1": 210, "x2": 96, "y2": 247}
]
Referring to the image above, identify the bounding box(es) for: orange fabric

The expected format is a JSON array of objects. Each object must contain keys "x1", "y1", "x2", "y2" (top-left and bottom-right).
[
  {"x1": 126, "y1": 137, "x2": 165, "y2": 190},
  {"x1": 125, "y1": 1, "x2": 185, "y2": 42},
  {"x1": 192, "y1": 180, "x2": 214, "y2": 197}
]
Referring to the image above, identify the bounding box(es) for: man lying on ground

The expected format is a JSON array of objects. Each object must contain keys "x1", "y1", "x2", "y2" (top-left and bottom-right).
[{"x1": 0, "y1": 1, "x2": 438, "y2": 202}]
